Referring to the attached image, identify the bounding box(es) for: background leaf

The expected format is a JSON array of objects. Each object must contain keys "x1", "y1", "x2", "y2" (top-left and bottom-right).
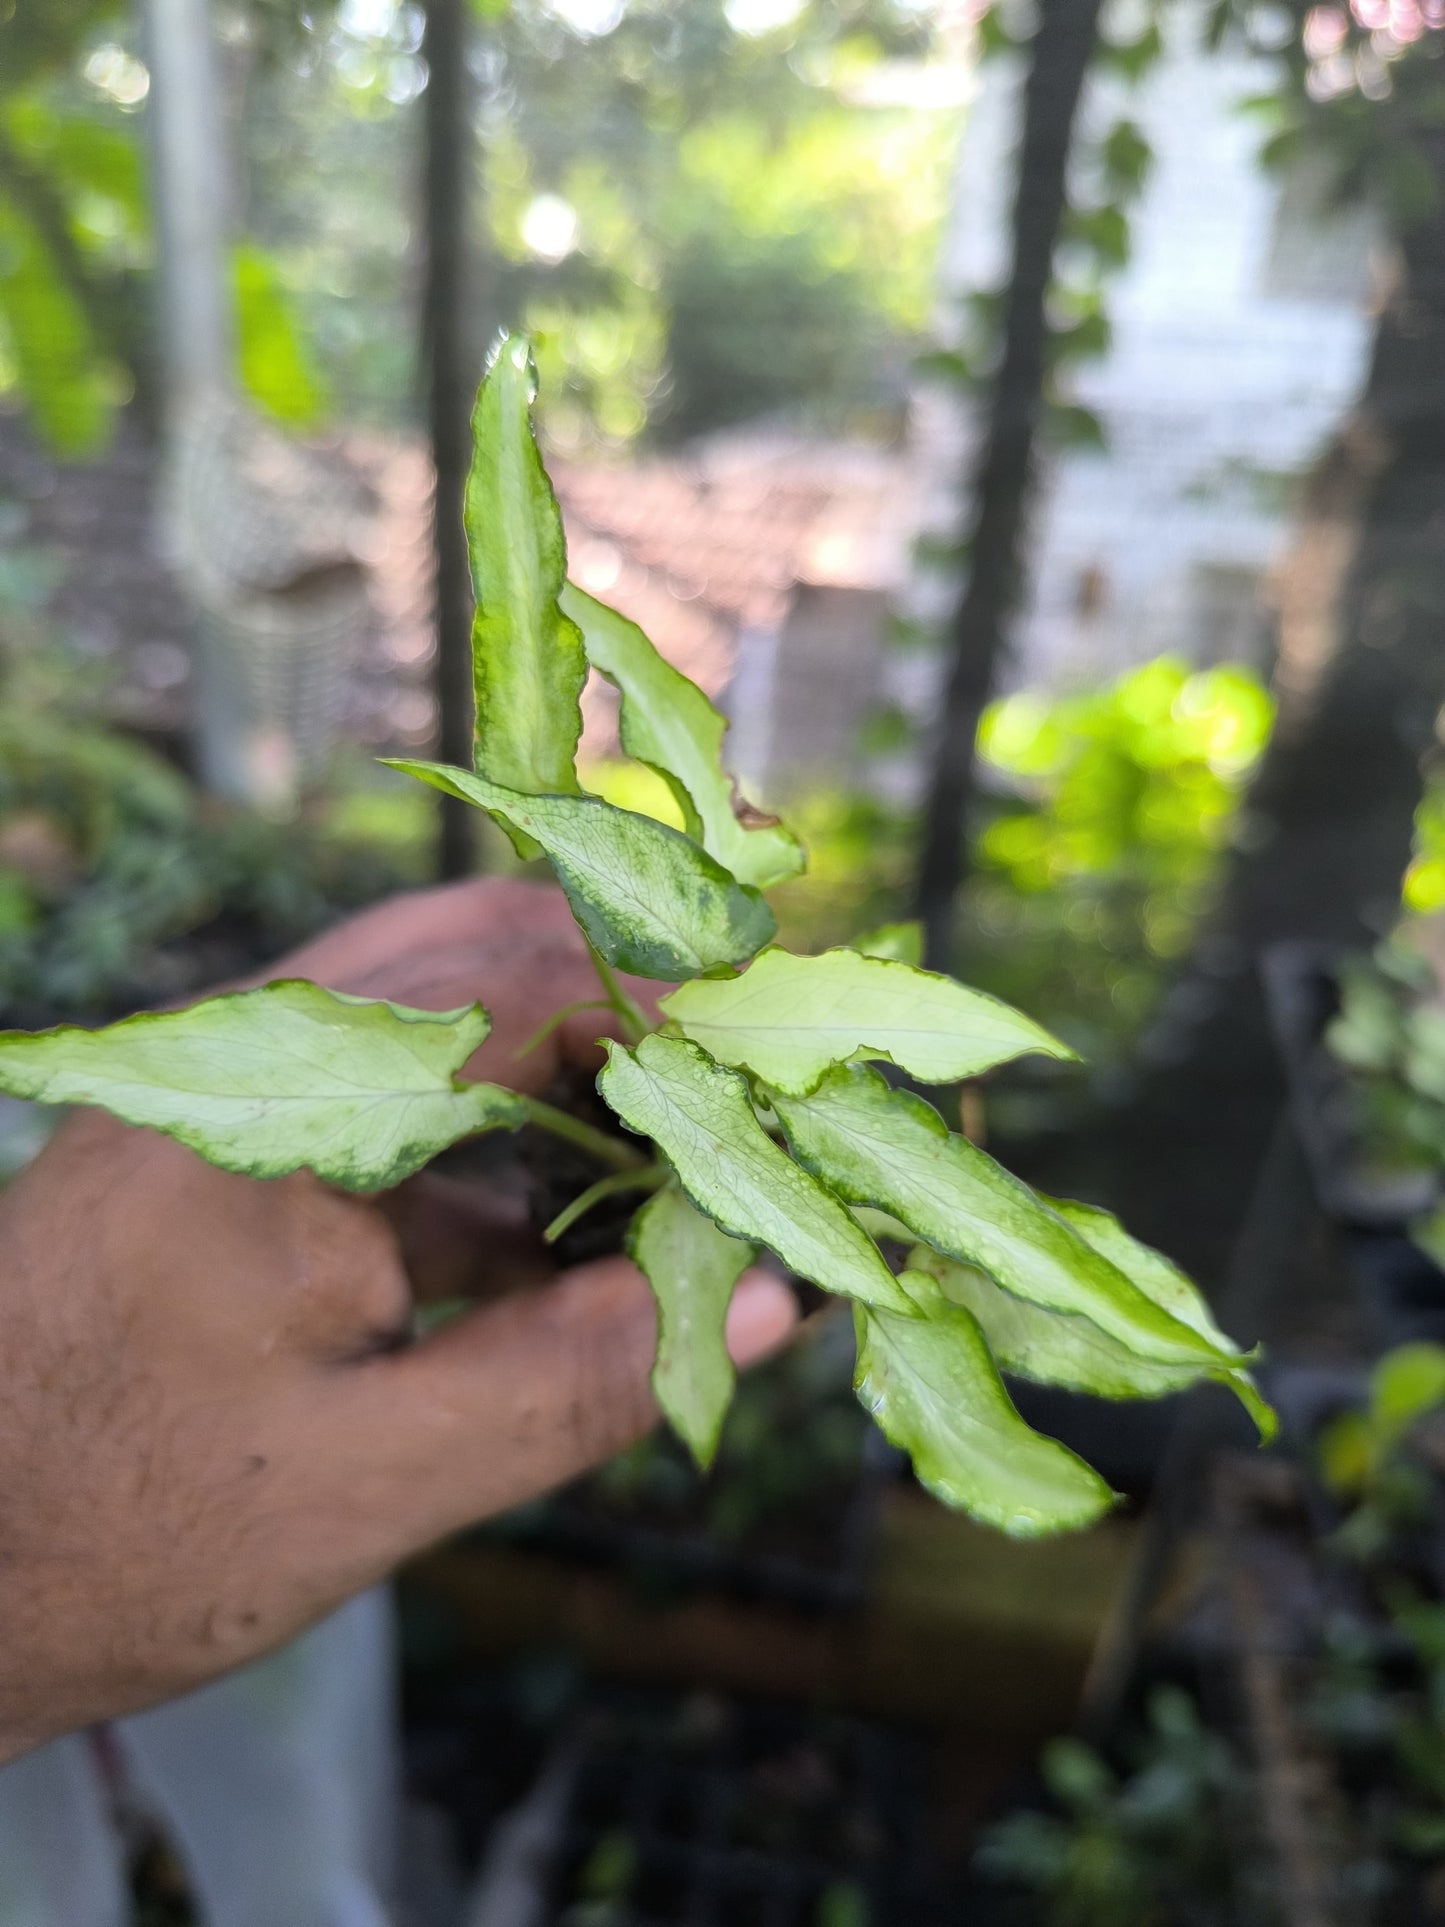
[
  {"x1": 598, "y1": 1033, "x2": 911, "y2": 1313},
  {"x1": 854, "y1": 1269, "x2": 1115, "y2": 1535},
  {"x1": 774, "y1": 1067, "x2": 1239, "y2": 1368},
  {"x1": 0, "y1": 195, "x2": 111, "y2": 455},
  {"x1": 563, "y1": 582, "x2": 804, "y2": 890},
  {"x1": 0, "y1": 981, "x2": 524, "y2": 1189},
  {"x1": 388, "y1": 760, "x2": 775, "y2": 980},
  {"x1": 467, "y1": 332, "x2": 587, "y2": 799},
  {"x1": 851, "y1": 921, "x2": 923, "y2": 964},
  {"x1": 629, "y1": 1183, "x2": 755, "y2": 1468},
  {"x1": 662, "y1": 946, "x2": 1074, "y2": 1095},
  {"x1": 233, "y1": 242, "x2": 329, "y2": 427}
]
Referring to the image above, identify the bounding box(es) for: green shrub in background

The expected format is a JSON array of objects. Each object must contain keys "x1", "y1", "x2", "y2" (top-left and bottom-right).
[
  {"x1": 959, "y1": 658, "x2": 1274, "y2": 1080},
  {"x1": 0, "y1": 709, "x2": 422, "y2": 1025}
]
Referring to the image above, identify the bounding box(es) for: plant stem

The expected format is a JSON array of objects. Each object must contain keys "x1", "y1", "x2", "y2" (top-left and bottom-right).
[
  {"x1": 512, "y1": 998, "x2": 612, "y2": 1063},
  {"x1": 586, "y1": 941, "x2": 651, "y2": 1044},
  {"x1": 543, "y1": 1165, "x2": 667, "y2": 1244},
  {"x1": 519, "y1": 1094, "x2": 649, "y2": 1172}
]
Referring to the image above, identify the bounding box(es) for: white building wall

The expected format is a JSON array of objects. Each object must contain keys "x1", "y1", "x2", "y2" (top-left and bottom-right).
[{"x1": 904, "y1": 0, "x2": 1377, "y2": 716}]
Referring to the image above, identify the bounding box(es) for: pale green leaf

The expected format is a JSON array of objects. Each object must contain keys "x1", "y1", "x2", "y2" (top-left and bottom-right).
[
  {"x1": 773, "y1": 1067, "x2": 1241, "y2": 1368},
  {"x1": 851, "y1": 921, "x2": 923, "y2": 964},
  {"x1": 662, "y1": 947, "x2": 1074, "y2": 1095},
  {"x1": 598, "y1": 1034, "x2": 911, "y2": 1313},
  {"x1": 854, "y1": 1270, "x2": 1115, "y2": 1535},
  {"x1": 386, "y1": 760, "x2": 775, "y2": 980},
  {"x1": 467, "y1": 333, "x2": 587, "y2": 800},
  {"x1": 629, "y1": 1184, "x2": 755, "y2": 1468},
  {"x1": 0, "y1": 981, "x2": 524, "y2": 1189},
  {"x1": 910, "y1": 1247, "x2": 1273, "y2": 1438},
  {"x1": 562, "y1": 583, "x2": 804, "y2": 889},
  {"x1": 1038, "y1": 1194, "x2": 1275, "y2": 1438}
]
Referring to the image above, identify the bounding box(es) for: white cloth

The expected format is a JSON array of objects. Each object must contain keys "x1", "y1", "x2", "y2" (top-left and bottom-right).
[{"x1": 0, "y1": 1589, "x2": 398, "y2": 1927}]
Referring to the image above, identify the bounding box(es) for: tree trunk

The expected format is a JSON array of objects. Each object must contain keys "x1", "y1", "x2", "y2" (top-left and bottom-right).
[
  {"x1": 1028, "y1": 172, "x2": 1445, "y2": 1303},
  {"x1": 421, "y1": 0, "x2": 479, "y2": 880},
  {"x1": 914, "y1": 0, "x2": 1105, "y2": 969}
]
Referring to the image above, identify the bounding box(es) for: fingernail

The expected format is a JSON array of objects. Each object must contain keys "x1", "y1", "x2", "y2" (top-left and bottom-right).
[{"x1": 724, "y1": 1270, "x2": 798, "y2": 1368}]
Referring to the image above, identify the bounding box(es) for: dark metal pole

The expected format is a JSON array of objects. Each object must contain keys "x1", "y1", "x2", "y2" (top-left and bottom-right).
[
  {"x1": 422, "y1": 0, "x2": 477, "y2": 879},
  {"x1": 913, "y1": 0, "x2": 1104, "y2": 968}
]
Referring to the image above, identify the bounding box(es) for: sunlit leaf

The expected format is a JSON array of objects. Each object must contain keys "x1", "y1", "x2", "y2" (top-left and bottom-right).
[
  {"x1": 467, "y1": 333, "x2": 587, "y2": 805},
  {"x1": 662, "y1": 947, "x2": 1074, "y2": 1095},
  {"x1": 854, "y1": 1269, "x2": 1115, "y2": 1535},
  {"x1": 851, "y1": 921, "x2": 923, "y2": 964},
  {"x1": 629, "y1": 1183, "x2": 754, "y2": 1468},
  {"x1": 387, "y1": 760, "x2": 775, "y2": 980},
  {"x1": 563, "y1": 582, "x2": 804, "y2": 889},
  {"x1": 598, "y1": 1033, "x2": 911, "y2": 1313},
  {"x1": 0, "y1": 197, "x2": 111, "y2": 455},
  {"x1": 0, "y1": 981, "x2": 524, "y2": 1189},
  {"x1": 773, "y1": 1066, "x2": 1240, "y2": 1368},
  {"x1": 233, "y1": 242, "x2": 329, "y2": 427},
  {"x1": 1371, "y1": 1342, "x2": 1445, "y2": 1452}
]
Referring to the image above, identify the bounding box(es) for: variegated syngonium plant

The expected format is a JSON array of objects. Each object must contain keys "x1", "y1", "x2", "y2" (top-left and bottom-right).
[{"x1": 0, "y1": 334, "x2": 1274, "y2": 1535}]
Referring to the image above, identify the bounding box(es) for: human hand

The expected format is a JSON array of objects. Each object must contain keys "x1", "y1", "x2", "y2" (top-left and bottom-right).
[{"x1": 0, "y1": 878, "x2": 796, "y2": 1761}]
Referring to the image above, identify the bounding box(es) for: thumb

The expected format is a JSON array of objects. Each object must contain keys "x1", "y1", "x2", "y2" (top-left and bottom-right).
[{"x1": 346, "y1": 1257, "x2": 797, "y2": 1554}]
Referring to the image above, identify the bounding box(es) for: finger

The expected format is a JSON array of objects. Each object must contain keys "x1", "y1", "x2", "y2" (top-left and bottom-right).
[
  {"x1": 375, "y1": 1169, "x2": 554, "y2": 1304},
  {"x1": 273, "y1": 877, "x2": 579, "y2": 993},
  {"x1": 343, "y1": 1261, "x2": 797, "y2": 1553}
]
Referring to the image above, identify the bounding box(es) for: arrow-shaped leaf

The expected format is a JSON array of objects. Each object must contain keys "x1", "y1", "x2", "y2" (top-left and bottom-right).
[
  {"x1": 387, "y1": 760, "x2": 776, "y2": 980},
  {"x1": 662, "y1": 946, "x2": 1074, "y2": 1095},
  {"x1": 629, "y1": 1184, "x2": 755, "y2": 1468},
  {"x1": 562, "y1": 583, "x2": 804, "y2": 890},
  {"x1": 854, "y1": 1269, "x2": 1115, "y2": 1535},
  {"x1": 773, "y1": 1066, "x2": 1241, "y2": 1368},
  {"x1": 467, "y1": 333, "x2": 587, "y2": 801},
  {"x1": 0, "y1": 981, "x2": 524, "y2": 1189},
  {"x1": 910, "y1": 1246, "x2": 1273, "y2": 1437},
  {"x1": 598, "y1": 1033, "x2": 911, "y2": 1313}
]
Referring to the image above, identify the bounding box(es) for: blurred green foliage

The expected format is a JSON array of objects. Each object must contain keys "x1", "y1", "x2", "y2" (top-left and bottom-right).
[
  {"x1": 1326, "y1": 931, "x2": 1445, "y2": 1242},
  {"x1": 958, "y1": 658, "x2": 1274, "y2": 1070},
  {"x1": 476, "y1": 0, "x2": 953, "y2": 446},
  {"x1": 0, "y1": 578, "x2": 422, "y2": 1022},
  {"x1": 1403, "y1": 775, "x2": 1445, "y2": 917},
  {"x1": 0, "y1": 708, "x2": 421, "y2": 1024},
  {"x1": 1317, "y1": 1341, "x2": 1445, "y2": 1564},
  {"x1": 0, "y1": 1, "x2": 334, "y2": 451},
  {"x1": 976, "y1": 1686, "x2": 1236, "y2": 1927},
  {"x1": 1210, "y1": 0, "x2": 1445, "y2": 239}
]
